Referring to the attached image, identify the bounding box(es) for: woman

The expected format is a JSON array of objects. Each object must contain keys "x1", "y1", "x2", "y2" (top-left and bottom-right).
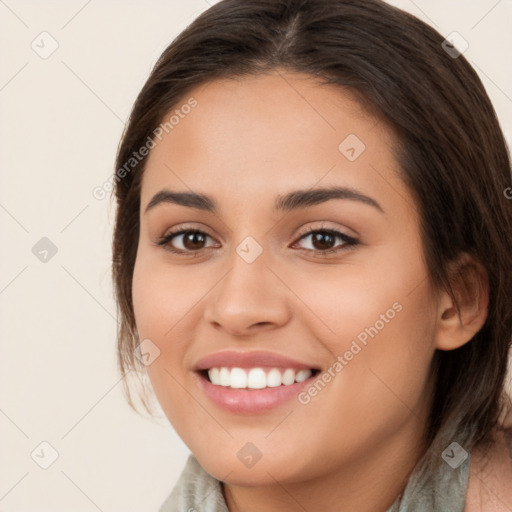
[{"x1": 111, "y1": 0, "x2": 512, "y2": 510}]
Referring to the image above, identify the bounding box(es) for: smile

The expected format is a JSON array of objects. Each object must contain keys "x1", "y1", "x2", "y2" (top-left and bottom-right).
[
  {"x1": 193, "y1": 367, "x2": 320, "y2": 414},
  {"x1": 205, "y1": 366, "x2": 316, "y2": 389}
]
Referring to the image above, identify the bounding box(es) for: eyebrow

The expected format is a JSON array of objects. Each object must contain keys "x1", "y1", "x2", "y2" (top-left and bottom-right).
[{"x1": 144, "y1": 186, "x2": 384, "y2": 214}]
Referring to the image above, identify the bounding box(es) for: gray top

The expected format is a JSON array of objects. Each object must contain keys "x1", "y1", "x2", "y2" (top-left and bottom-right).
[{"x1": 159, "y1": 450, "x2": 471, "y2": 512}]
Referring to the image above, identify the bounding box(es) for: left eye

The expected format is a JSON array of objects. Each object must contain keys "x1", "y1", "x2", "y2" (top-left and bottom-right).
[{"x1": 293, "y1": 229, "x2": 359, "y2": 253}]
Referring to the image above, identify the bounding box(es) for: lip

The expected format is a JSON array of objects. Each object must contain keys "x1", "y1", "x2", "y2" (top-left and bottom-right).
[
  {"x1": 192, "y1": 350, "x2": 321, "y2": 414},
  {"x1": 193, "y1": 350, "x2": 319, "y2": 372},
  {"x1": 193, "y1": 370, "x2": 318, "y2": 414}
]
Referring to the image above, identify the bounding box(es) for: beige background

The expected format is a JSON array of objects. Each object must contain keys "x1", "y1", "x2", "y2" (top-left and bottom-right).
[{"x1": 0, "y1": 1, "x2": 511, "y2": 511}]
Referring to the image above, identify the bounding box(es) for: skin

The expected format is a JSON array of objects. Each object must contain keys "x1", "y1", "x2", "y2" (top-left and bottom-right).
[{"x1": 131, "y1": 70, "x2": 489, "y2": 511}]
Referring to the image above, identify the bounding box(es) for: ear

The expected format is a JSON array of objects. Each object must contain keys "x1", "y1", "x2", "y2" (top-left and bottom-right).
[{"x1": 434, "y1": 252, "x2": 489, "y2": 351}]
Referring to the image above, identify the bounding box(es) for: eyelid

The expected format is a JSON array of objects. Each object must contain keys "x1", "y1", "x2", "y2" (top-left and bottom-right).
[
  {"x1": 161, "y1": 222, "x2": 217, "y2": 240},
  {"x1": 294, "y1": 221, "x2": 357, "y2": 240}
]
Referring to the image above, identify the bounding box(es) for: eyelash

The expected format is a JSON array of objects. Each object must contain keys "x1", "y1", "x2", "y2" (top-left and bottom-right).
[{"x1": 155, "y1": 224, "x2": 359, "y2": 257}]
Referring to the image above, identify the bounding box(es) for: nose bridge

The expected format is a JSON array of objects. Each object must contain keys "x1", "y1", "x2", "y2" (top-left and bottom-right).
[{"x1": 203, "y1": 237, "x2": 289, "y2": 334}]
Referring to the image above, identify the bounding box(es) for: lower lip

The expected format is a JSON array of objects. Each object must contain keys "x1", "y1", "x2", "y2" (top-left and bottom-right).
[{"x1": 194, "y1": 371, "x2": 317, "y2": 414}]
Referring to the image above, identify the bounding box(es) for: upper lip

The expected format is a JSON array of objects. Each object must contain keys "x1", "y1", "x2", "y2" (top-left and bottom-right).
[{"x1": 193, "y1": 350, "x2": 320, "y2": 371}]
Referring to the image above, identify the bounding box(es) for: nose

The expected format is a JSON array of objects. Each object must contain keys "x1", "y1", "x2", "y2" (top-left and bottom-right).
[{"x1": 202, "y1": 247, "x2": 291, "y2": 337}]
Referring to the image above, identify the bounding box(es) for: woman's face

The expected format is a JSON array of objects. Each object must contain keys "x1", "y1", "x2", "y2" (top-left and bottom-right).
[{"x1": 132, "y1": 70, "x2": 441, "y2": 486}]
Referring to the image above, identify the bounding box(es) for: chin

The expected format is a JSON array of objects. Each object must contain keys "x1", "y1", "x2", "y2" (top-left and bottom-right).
[{"x1": 193, "y1": 442, "x2": 314, "y2": 487}]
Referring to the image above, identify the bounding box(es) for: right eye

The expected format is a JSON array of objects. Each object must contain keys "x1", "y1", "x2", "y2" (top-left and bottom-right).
[{"x1": 156, "y1": 228, "x2": 218, "y2": 255}]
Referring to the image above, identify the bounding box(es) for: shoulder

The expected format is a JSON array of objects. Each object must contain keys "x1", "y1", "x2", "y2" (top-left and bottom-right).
[{"x1": 464, "y1": 428, "x2": 512, "y2": 511}]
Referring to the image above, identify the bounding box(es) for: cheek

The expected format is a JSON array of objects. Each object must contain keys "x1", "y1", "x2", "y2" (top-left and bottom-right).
[
  {"x1": 335, "y1": 282, "x2": 436, "y2": 428},
  {"x1": 131, "y1": 254, "x2": 209, "y2": 429},
  {"x1": 280, "y1": 276, "x2": 436, "y2": 471},
  {"x1": 283, "y1": 246, "x2": 436, "y2": 417},
  {"x1": 131, "y1": 254, "x2": 203, "y2": 340}
]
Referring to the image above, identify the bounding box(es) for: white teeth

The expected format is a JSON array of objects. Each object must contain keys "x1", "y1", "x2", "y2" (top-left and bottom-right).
[
  {"x1": 219, "y1": 367, "x2": 231, "y2": 386},
  {"x1": 247, "y1": 368, "x2": 267, "y2": 389},
  {"x1": 295, "y1": 369, "x2": 311, "y2": 383},
  {"x1": 230, "y1": 368, "x2": 247, "y2": 388},
  {"x1": 282, "y1": 368, "x2": 295, "y2": 386},
  {"x1": 209, "y1": 367, "x2": 220, "y2": 384},
  {"x1": 206, "y1": 367, "x2": 313, "y2": 389},
  {"x1": 266, "y1": 368, "x2": 282, "y2": 387}
]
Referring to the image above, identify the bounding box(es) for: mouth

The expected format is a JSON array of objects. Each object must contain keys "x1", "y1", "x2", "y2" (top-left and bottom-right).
[
  {"x1": 198, "y1": 366, "x2": 321, "y2": 389},
  {"x1": 194, "y1": 366, "x2": 321, "y2": 413},
  {"x1": 192, "y1": 350, "x2": 322, "y2": 413}
]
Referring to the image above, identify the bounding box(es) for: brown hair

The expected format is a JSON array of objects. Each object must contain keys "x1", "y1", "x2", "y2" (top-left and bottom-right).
[{"x1": 112, "y1": 0, "x2": 512, "y2": 476}]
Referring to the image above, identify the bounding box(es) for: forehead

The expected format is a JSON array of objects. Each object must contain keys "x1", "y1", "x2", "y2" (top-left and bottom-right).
[{"x1": 140, "y1": 71, "x2": 410, "y2": 217}]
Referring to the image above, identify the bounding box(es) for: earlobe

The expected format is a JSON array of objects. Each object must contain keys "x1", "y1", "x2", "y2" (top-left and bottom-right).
[{"x1": 434, "y1": 252, "x2": 489, "y2": 351}]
